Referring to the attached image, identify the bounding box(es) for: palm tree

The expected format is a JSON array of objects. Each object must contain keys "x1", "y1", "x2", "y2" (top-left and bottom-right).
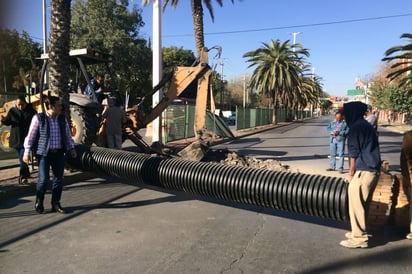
[
  {"x1": 293, "y1": 65, "x2": 322, "y2": 118},
  {"x1": 243, "y1": 39, "x2": 309, "y2": 124},
  {"x1": 382, "y1": 33, "x2": 412, "y2": 88},
  {"x1": 142, "y1": 0, "x2": 234, "y2": 57},
  {"x1": 48, "y1": 0, "x2": 72, "y2": 118}
]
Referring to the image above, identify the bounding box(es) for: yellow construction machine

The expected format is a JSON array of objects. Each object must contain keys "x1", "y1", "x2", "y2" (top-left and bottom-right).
[{"x1": 0, "y1": 47, "x2": 231, "y2": 159}]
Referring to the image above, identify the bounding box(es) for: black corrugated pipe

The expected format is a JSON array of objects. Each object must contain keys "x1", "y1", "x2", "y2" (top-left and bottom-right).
[{"x1": 69, "y1": 145, "x2": 349, "y2": 222}]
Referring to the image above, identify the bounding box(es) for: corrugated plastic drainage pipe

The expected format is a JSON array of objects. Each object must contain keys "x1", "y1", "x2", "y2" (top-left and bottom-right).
[{"x1": 69, "y1": 145, "x2": 348, "y2": 222}]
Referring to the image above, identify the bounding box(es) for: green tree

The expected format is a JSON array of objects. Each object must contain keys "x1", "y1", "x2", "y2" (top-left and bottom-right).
[
  {"x1": 162, "y1": 46, "x2": 196, "y2": 76},
  {"x1": 49, "y1": 0, "x2": 71, "y2": 118},
  {"x1": 142, "y1": 0, "x2": 234, "y2": 57},
  {"x1": 371, "y1": 84, "x2": 412, "y2": 113},
  {"x1": 0, "y1": 29, "x2": 41, "y2": 94},
  {"x1": 243, "y1": 39, "x2": 309, "y2": 124},
  {"x1": 293, "y1": 72, "x2": 322, "y2": 119},
  {"x1": 71, "y1": 0, "x2": 151, "y2": 103}
]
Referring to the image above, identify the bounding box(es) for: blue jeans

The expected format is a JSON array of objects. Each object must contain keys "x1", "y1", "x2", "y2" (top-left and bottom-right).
[
  {"x1": 16, "y1": 148, "x2": 30, "y2": 177},
  {"x1": 36, "y1": 150, "x2": 65, "y2": 205},
  {"x1": 107, "y1": 134, "x2": 122, "y2": 149},
  {"x1": 330, "y1": 138, "x2": 345, "y2": 170}
]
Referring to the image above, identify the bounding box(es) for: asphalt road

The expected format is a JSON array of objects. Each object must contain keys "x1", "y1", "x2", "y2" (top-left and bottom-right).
[
  {"x1": 216, "y1": 116, "x2": 403, "y2": 176},
  {"x1": 0, "y1": 116, "x2": 411, "y2": 274}
]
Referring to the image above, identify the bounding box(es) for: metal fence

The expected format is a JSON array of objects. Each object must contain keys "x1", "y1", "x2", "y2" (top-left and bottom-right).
[
  {"x1": 160, "y1": 103, "x2": 314, "y2": 142},
  {"x1": 163, "y1": 104, "x2": 234, "y2": 143}
]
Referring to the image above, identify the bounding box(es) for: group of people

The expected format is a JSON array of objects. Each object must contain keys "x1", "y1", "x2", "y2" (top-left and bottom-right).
[
  {"x1": 327, "y1": 102, "x2": 382, "y2": 248},
  {"x1": 86, "y1": 74, "x2": 127, "y2": 150},
  {"x1": 1, "y1": 96, "x2": 409, "y2": 247},
  {"x1": 1, "y1": 95, "x2": 76, "y2": 214},
  {"x1": 327, "y1": 104, "x2": 378, "y2": 173},
  {"x1": 1, "y1": 74, "x2": 126, "y2": 214}
]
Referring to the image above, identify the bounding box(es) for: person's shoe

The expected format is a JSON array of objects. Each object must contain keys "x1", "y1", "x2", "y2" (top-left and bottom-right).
[
  {"x1": 340, "y1": 239, "x2": 368, "y2": 249},
  {"x1": 51, "y1": 203, "x2": 67, "y2": 214},
  {"x1": 326, "y1": 168, "x2": 335, "y2": 171},
  {"x1": 21, "y1": 177, "x2": 29, "y2": 184},
  {"x1": 406, "y1": 233, "x2": 412, "y2": 240},
  {"x1": 18, "y1": 176, "x2": 23, "y2": 185},
  {"x1": 35, "y1": 201, "x2": 44, "y2": 214},
  {"x1": 345, "y1": 232, "x2": 353, "y2": 239},
  {"x1": 338, "y1": 170, "x2": 344, "y2": 174}
]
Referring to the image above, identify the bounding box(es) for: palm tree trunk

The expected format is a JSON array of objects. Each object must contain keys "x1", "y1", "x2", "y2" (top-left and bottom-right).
[
  {"x1": 272, "y1": 90, "x2": 278, "y2": 125},
  {"x1": 191, "y1": 0, "x2": 205, "y2": 57},
  {"x1": 49, "y1": 0, "x2": 71, "y2": 118}
]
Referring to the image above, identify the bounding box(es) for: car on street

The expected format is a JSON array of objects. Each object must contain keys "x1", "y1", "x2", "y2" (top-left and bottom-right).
[{"x1": 227, "y1": 113, "x2": 236, "y2": 125}]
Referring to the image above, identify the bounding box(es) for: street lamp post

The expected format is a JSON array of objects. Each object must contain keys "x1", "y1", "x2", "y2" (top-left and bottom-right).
[{"x1": 289, "y1": 32, "x2": 302, "y2": 52}]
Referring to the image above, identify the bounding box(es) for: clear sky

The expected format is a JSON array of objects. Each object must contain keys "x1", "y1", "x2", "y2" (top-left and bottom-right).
[{"x1": 2, "y1": 0, "x2": 412, "y2": 96}]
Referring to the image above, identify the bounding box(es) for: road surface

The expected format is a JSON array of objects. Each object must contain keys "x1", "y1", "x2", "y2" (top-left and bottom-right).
[{"x1": 0, "y1": 116, "x2": 411, "y2": 274}]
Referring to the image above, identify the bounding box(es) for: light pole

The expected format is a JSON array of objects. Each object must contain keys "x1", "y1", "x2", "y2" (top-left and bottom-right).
[
  {"x1": 152, "y1": 0, "x2": 163, "y2": 143},
  {"x1": 289, "y1": 32, "x2": 302, "y2": 52},
  {"x1": 243, "y1": 73, "x2": 249, "y2": 108},
  {"x1": 219, "y1": 58, "x2": 226, "y2": 117}
]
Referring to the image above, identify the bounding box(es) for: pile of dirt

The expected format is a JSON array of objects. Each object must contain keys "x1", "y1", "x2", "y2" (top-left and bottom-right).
[{"x1": 201, "y1": 149, "x2": 289, "y2": 172}]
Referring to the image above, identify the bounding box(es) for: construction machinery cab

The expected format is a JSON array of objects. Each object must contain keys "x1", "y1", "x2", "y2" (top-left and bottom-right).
[
  {"x1": 39, "y1": 48, "x2": 124, "y2": 145},
  {"x1": 0, "y1": 48, "x2": 121, "y2": 152}
]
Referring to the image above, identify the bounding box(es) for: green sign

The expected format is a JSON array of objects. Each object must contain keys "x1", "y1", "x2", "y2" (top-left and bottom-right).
[{"x1": 347, "y1": 89, "x2": 365, "y2": 96}]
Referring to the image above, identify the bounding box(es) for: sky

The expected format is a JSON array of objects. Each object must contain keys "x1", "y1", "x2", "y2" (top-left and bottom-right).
[{"x1": 2, "y1": 0, "x2": 412, "y2": 96}]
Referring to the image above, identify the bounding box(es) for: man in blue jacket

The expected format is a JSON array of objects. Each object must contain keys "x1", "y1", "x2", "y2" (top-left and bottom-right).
[
  {"x1": 340, "y1": 102, "x2": 381, "y2": 248},
  {"x1": 326, "y1": 111, "x2": 349, "y2": 173}
]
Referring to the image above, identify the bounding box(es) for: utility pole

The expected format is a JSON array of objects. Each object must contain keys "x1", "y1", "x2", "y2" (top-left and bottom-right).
[
  {"x1": 152, "y1": 0, "x2": 163, "y2": 143},
  {"x1": 289, "y1": 31, "x2": 302, "y2": 52},
  {"x1": 42, "y1": 0, "x2": 49, "y2": 87},
  {"x1": 243, "y1": 74, "x2": 250, "y2": 108},
  {"x1": 243, "y1": 74, "x2": 246, "y2": 108},
  {"x1": 219, "y1": 58, "x2": 226, "y2": 117}
]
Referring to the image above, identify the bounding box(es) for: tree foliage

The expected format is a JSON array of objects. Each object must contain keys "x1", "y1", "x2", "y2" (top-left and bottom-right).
[
  {"x1": 142, "y1": 0, "x2": 234, "y2": 56},
  {"x1": 243, "y1": 39, "x2": 320, "y2": 123},
  {"x1": 0, "y1": 29, "x2": 42, "y2": 94},
  {"x1": 375, "y1": 32, "x2": 412, "y2": 118},
  {"x1": 162, "y1": 46, "x2": 196, "y2": 76},
  {"x1": 382, "y1": 33, "x2": 412, "y2": 89},
  {"x1": 71, "y1": 0, "x2": 152, "y2": 103}
]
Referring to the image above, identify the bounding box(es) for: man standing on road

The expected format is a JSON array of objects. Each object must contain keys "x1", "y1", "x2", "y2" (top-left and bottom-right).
[
  {"x1": 340, "y1": 101, "x2": 381, "y2": 249},
  {"x1": 365, "y1": 104, "x2": 378, "y2": 132},
  {"x1": 23, "y1": 96, "x2": 77, "y2": 214},
  {"x1": 1, "y1": 95, "x2": 36, "y2": 184},
  {"x1": 102, "y1": 97, "x2": 127, "y2": 149},
  {"x1": 326, "y1": 111, "x2": 349, "y2": 174}
]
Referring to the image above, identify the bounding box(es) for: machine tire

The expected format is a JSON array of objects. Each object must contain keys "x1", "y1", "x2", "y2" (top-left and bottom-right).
[
  {"x1": 0, "y1": 125, "x2": 13, "y2": 153},
  {"x1": 70, "y1": 105, "x2": 98, "y2": 145}
]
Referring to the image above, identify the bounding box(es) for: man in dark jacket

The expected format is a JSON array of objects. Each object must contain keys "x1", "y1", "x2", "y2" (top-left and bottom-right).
[
  {"x1": 340, "y1": 101, "x2": 381, "y2": 249},
  {"x1": 1, "y1": 95, "x2": 36, "y2": 184}
]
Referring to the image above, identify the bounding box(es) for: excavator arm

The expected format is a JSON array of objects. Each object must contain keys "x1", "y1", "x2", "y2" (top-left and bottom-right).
[{"x1": 136, "y1": 62, "x2": 212, "y2": 131}]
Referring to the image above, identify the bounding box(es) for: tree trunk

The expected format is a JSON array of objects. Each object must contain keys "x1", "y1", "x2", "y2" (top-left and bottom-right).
[
  {"x1": 49, "y1": 0, "x2": 71, "y2": 119},
  {"x1": 272, "y1": 91, "x2": 278, "y2": 125},
  {"x1": 191, "y1": 0, "x2": 205, "y2": 57}
]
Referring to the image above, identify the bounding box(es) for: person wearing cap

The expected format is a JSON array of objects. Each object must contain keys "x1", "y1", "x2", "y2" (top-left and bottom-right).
[
  {"x1": 340, "y1": 101, "x2": 381, "y2": 248},
  {"x1": 365, "y1": 104, "x2": 378, "y2": 131},
  {"x1": 85, "y1": 74, "x2": 105, "y2": 104},
  {"x1": 326, "y1": 110, "x2": 349, "y2": 173}
]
